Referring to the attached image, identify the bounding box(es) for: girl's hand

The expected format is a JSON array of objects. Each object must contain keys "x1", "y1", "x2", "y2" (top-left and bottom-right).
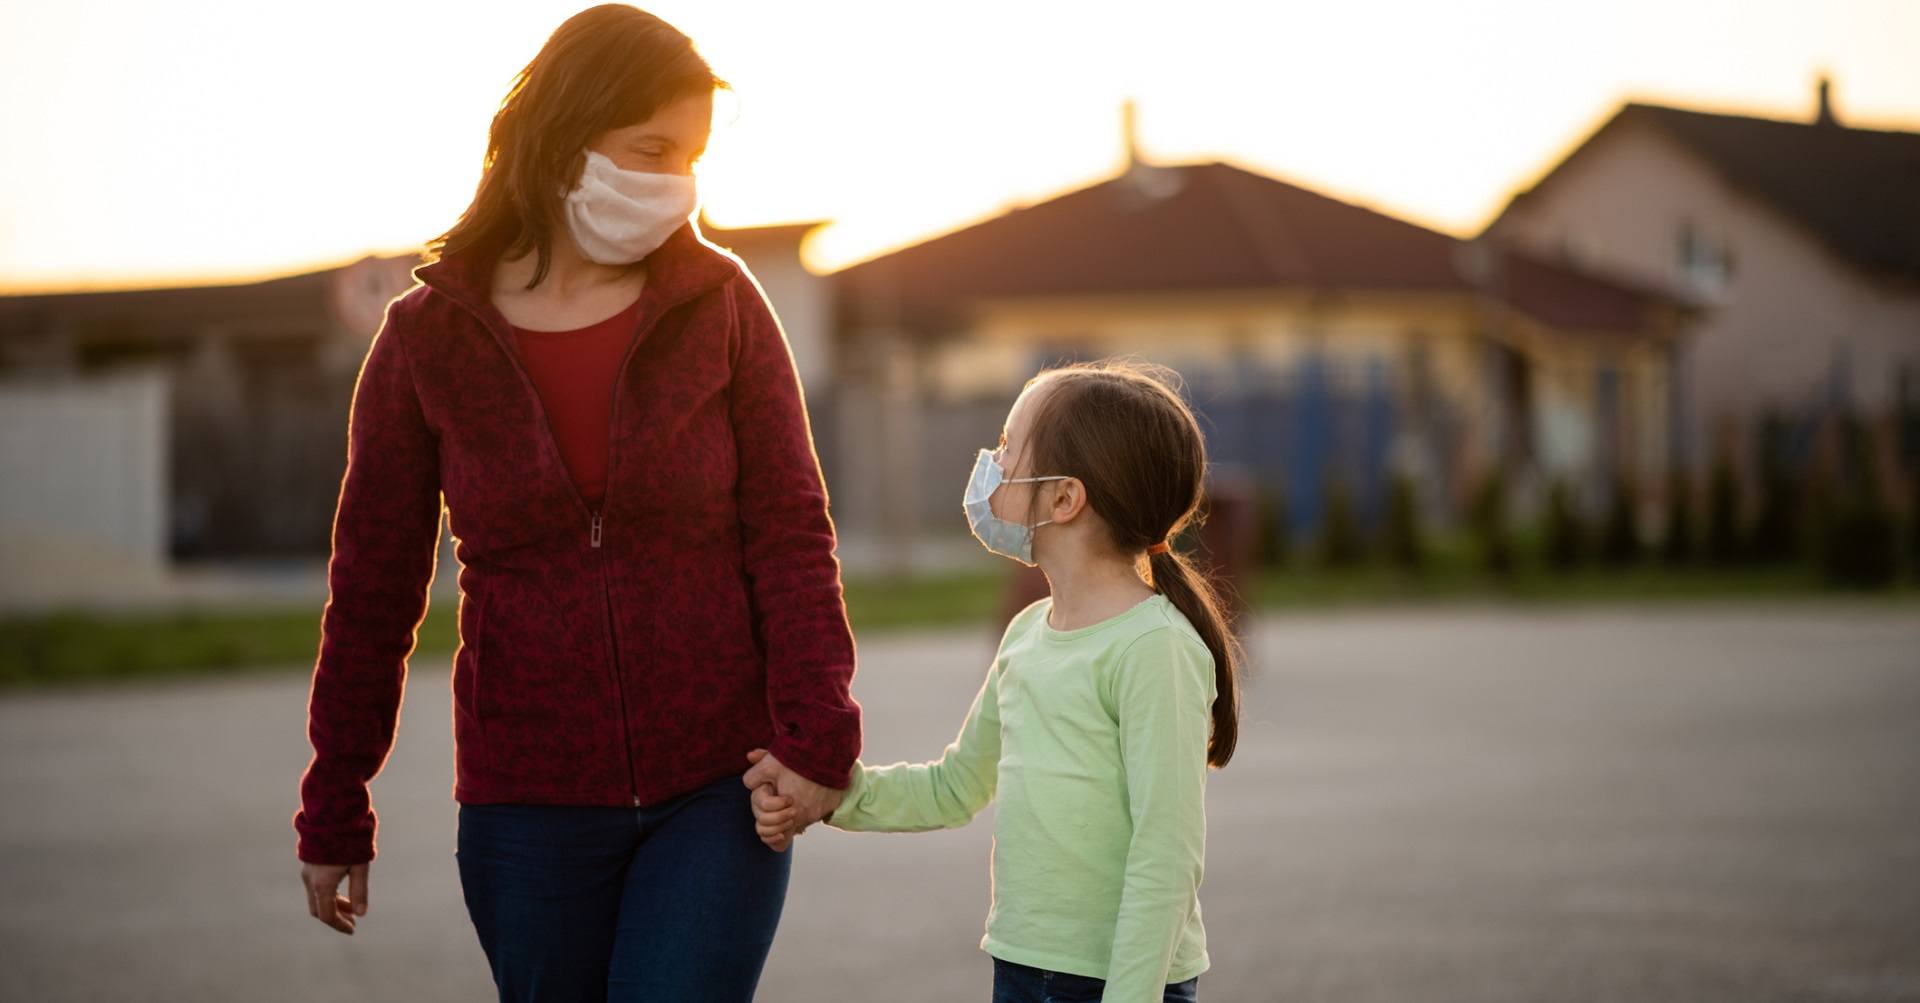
[
  {"x1": 742, "y1": 749, "x2": 846, "y2": 835},
  {"x1": 751, "y1": 783, "x2": 799, "y2": 852}
]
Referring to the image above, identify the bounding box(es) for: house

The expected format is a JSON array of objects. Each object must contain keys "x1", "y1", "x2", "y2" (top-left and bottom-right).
[
  {"x1": 0, "y1": 255, "x2": 419, "y2": 571},
  {"x1": 1483, "y1": 78, "x2": 1920, "y2": 491},
  {"x1": 830, "y1": 141, "x2": 1693, "y2": 570}
]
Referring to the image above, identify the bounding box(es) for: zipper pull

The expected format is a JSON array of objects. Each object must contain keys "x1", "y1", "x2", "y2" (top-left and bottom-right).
[{"x1": 590, "y1": 511, "x2": 603, "y2": 549}]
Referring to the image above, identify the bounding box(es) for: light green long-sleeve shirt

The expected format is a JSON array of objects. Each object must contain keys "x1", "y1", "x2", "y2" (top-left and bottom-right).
[{"x1": 828, "y1": 593, "x2": 1215, "y2": 1001}]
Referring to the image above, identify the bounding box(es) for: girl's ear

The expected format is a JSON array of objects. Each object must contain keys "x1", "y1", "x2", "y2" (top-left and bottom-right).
[{"x1": 1050, "y1": 477, "x2": 1090, "y2": 524}]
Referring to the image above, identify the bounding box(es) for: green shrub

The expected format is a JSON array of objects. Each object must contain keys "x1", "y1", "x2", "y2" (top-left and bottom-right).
[
  {"x1": 1543, "y1": 477, "x2": 1586, "y2": 571},
  {"x1": 1817, "y1": 416, "x2": 1898, "y2": 588},
  {"x1": 1911, "y1": 480, "x2": 1920, "y2": 579},
  {"x1": 1318, "y1": 475, "x2": 1366, "y2": 568},
  {"x1": 1821, "y1": 500, "x2": 1899, "y2": 587},
  {"x1": 1662, "y1": 467, "x2": 1695, "y2": 566},
  {"x1": 1748, "y1": 413, "x2": 1803, "y2": 564},
  {"x1": 1255, "y1": 484, "x2": 1291, "y2": 568},
  {"x1": 1599, "y1": 475, "x2": 1642, "y2": 566},
  {"x1": 1705, "y1": 451, "x2": 1743, "y2": 566},
  {"x1": 1384, "y1": 472, "x2": 1424, "y2": 571},
  {"x1": 1471, "y1": 469, "x2": 1515, "y2": 575}
]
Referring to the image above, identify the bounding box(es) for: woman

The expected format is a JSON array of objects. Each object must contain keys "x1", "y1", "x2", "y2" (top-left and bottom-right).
[{"x1": 291, "y1": 6, "x2": 857, "y2": 1000}]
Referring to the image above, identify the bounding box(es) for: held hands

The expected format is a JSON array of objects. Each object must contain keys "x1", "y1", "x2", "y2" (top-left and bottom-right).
[
  {"x1": 300, "y1": 861, "x2": 368, "y2": 935},
  {"x1": 742, "y1": 749, "x2": 844, "y2": 853}
]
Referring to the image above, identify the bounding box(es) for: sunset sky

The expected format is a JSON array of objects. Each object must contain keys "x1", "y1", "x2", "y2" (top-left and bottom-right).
[{"x1": 2, "y1": 0, "x2": 1916, "y2": 294}]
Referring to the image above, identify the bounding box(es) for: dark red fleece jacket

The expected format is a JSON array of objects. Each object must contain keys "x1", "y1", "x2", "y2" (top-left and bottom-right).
[{"x1": 293, "y1": 223, "x2": 861, "y2": 865}]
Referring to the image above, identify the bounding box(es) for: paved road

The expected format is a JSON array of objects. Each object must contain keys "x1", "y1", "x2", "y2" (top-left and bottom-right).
[{"x1": 2, "y1": 604, "x2": 1917, "y2": 1002}]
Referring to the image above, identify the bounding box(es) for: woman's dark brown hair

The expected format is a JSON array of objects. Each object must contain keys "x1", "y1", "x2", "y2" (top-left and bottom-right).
[
  {"x1": 1019, "y1": 359, "x2": 1243, "y2": 768},
  {"x1": 425, "y1": 4, "x2": 727, "y2": 289}
]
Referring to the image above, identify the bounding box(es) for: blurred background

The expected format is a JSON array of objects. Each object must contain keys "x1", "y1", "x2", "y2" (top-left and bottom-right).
[{"x1": 1, "y1": 1, "x2": 1915, "y2": 1000}]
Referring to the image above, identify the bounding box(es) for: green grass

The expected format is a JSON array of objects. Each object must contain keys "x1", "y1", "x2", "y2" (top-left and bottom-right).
[
  {"x1": 0, "y1": 546, "x2": 1910, "y2": 691},
  {"x1": 0, "y1": 571, "x2": 1008, "y2": 691}
]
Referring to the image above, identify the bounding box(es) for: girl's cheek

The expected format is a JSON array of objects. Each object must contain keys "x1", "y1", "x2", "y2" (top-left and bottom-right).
[{"x1": 988, "y1": 485, "x2": 1017, "y2": 523}]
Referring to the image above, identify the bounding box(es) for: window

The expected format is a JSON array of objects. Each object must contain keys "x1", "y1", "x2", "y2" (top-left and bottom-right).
[{"x1": 1677, "y1": 220, "x2": 1732, "y2": 296}]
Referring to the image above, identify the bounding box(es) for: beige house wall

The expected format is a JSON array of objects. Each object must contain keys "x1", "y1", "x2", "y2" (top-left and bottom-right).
[{"x1": 939, "y1": 289, "x2": 1479, "y2": 399}]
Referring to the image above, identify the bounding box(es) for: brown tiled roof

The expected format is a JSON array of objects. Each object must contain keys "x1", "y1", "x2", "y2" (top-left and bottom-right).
[{"x1": 835, "y1": 161, "x2": 1679, "y2": 334}]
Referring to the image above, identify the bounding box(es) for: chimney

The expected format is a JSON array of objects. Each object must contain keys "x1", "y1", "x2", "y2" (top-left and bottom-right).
[
  {"x1": 1122, "y1": 99, "x2": 1142, "y2": 170},
  {"x1": 1815, "y1": 74, "x2": 1839, "y2": 127},
  {"x1": 1116, "y1": 98, "x2": 1184, "y2": 201}
]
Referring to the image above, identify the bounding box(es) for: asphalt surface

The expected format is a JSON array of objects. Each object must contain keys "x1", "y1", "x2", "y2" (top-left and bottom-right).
[{"x1": 2, "y1": 603, "x2": 1917, "y2": 1002}]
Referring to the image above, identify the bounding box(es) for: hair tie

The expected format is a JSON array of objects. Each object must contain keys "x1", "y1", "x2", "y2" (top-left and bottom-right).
[{"x1": 1146, "y1": 540, "x2": 1171, "y2": 556}]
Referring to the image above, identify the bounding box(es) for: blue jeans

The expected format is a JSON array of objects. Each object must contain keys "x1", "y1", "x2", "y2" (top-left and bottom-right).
[
  {"x1": 992, "y1": 957, "x2": 1200, "y2": 1002},
  {"x1": 455, "y1": 772, "x2": 791, "y2": 1002}
]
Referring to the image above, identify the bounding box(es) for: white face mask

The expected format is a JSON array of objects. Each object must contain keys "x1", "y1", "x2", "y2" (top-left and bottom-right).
[
  {"x1": 562, "y1": 149, "x2": 699, "y2": 265},
  {"x1": 963, "y1": 448, "x2": 1069, "y2": 566}
]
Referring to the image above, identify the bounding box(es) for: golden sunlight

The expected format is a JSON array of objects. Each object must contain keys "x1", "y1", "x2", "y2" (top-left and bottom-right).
[{"x1": 0, "y1": 0, "x2": 1915, "y2": 292}]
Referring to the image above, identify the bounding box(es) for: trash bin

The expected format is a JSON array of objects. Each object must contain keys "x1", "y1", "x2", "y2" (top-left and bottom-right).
[{"x1": 1193, "y1": 466, "x2": 1257, "y2": 635}]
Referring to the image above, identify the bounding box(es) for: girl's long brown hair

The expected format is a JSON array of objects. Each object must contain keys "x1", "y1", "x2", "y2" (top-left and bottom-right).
[
  {"x1": 425, "y1": 4, "x2": 727, "y2": 289},
  {"x1": 1021, "y1": 360, "x2": 1243, "y2": 767}
]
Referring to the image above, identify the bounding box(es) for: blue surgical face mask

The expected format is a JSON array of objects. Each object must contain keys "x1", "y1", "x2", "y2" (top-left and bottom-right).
[{"x1": 963, "y1": 447, "x2": 1069, "y2": 566}]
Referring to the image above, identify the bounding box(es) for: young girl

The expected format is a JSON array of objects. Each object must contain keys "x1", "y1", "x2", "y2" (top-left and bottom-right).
[{"x1": 749, "y1": 359, "x2": 1242, "y2": 1003}]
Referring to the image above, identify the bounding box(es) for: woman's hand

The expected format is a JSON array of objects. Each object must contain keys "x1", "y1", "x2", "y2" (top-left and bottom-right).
[
  {"x1": 300, "y1": 861, "x2": 369, "y2": 935},
  {"x1": 742, "y1": 749, "x2": 845, "y2": 851}
]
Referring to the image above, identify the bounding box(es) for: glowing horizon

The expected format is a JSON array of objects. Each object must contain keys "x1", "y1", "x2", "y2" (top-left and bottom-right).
[{"x1": 2, "y1": 0, "x2": 1916, "y2": 296}]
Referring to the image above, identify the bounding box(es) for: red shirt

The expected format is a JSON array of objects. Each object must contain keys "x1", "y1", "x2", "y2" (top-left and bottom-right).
[
  {"x1": 292, "y1": 224, "x2": 861, "y2": 865},
  {"x1": 509, "y1": 296, "x2": 643, "y2": 510}
]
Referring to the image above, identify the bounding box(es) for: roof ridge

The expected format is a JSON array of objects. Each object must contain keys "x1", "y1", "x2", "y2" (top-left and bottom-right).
[
  {"x1": 1196, "y1": 164, "x2": 1320, "y2": 286},
  {"x1": 1629, "y1": 101, "x2": 1920, "y2": 140}
]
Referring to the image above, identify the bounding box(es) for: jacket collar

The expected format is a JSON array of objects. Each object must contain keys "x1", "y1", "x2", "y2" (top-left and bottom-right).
[{"x1": 411, "y1": 221, "x2": 743, "y2": 338}]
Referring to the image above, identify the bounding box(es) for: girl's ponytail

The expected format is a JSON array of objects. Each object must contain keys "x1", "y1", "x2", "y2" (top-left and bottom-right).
[{"x1": 1147, "y1": 547, "x2": 1241, "y2": 768}]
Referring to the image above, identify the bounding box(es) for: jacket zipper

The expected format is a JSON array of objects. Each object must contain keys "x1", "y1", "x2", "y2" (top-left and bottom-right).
[
  {"x1": 591, "y1": 506, "x2": 641, "y2": 808},
  {"x1": 443, "y1": 284, "x2": 654, "y2": 810},
  {"x1": 593, "y1": 291, "x2": 656, "y2": 810}
]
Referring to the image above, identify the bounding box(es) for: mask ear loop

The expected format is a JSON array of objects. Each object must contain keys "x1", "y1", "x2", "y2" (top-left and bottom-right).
[{"x1": 1005, "y1": 473, "x2": 1072, "y2": 531}]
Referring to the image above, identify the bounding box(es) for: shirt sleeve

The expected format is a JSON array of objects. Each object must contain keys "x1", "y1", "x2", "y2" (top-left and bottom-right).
[
  {"x1": 825, "y1": 658, "x2": 1003, "y2": 833},
  {"x1": 726, "y1": 272, "x2": 862, "y2": 790},
  {"x1": 1102, "y1": 626, "x2": 1215, "y2": 1000},
  {"x1": 292, "y1": 295, "x2": 443, "y2": 865}
]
